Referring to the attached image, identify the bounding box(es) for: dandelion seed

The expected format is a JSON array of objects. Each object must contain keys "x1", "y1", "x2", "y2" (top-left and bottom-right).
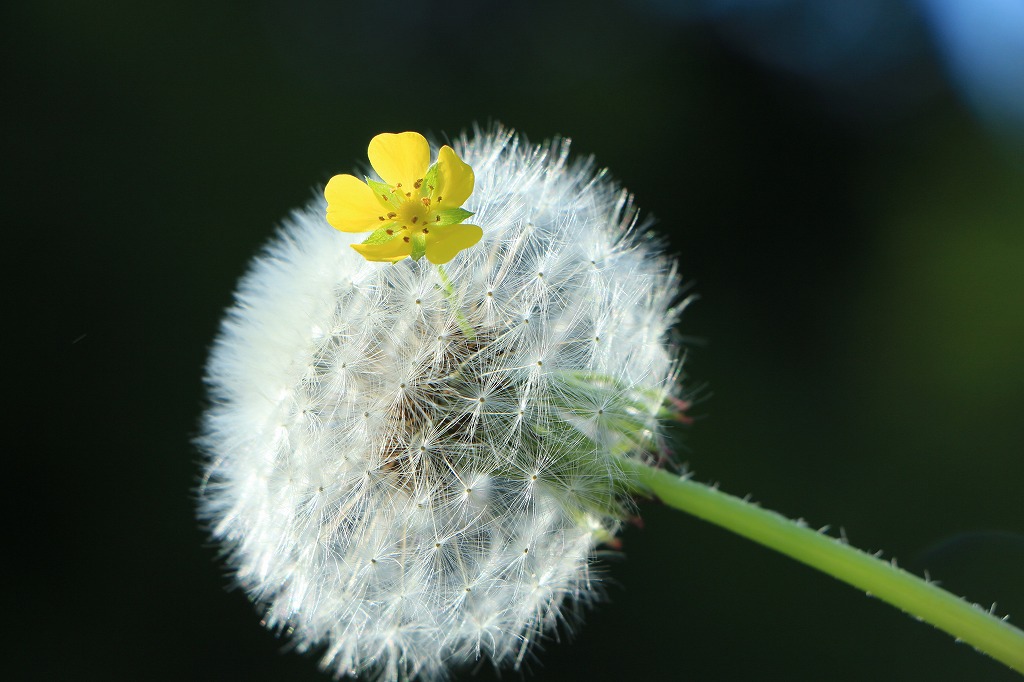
[{"x1": 198, "y1": 126, "x2": 685, "y2": 681}]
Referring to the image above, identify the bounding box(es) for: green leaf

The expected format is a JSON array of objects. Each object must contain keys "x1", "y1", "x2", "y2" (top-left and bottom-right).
[
  {"x1": 410, "y1": 233, "x2": 427, "y2": 261},
  {"x1": 366, "y1": 178, "x2": 401, "y2": 208},
  {"x1": 435, "y1": 207, "x2": 475, "y2": 225},
  {"x1": 361, "y1": 225, "x2": 400, "y2": 245},
  {"x1": 423, "y1": 162, "x2": 439, "y2": 197}
]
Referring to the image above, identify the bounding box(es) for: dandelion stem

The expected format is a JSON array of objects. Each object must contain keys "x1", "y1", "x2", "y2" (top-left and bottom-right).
[
  {"x1": 620, "y1": 458, "x2": 1024, "y2": 675},
  {"x1": 436, "y1": 265, "x2": 476, "y2": 341}
]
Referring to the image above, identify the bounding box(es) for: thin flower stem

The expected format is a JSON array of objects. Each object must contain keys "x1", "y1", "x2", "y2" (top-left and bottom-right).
[
  {"x1": 620, "y1": 458, "x2": 1024, "y2": 675},
  {"x1": 436, "y1": 265, "x2": 476, "y2": 341}
]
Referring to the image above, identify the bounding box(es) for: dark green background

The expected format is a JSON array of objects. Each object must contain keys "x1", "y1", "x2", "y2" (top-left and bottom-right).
[{"x1": 8, "y1": 1, "x2": 1023, "y2": 680}]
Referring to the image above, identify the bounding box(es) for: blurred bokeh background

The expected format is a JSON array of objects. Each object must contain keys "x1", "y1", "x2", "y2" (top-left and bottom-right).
[{"x1": 7, "y1": 0, "x2": 1023, "y2": 680}]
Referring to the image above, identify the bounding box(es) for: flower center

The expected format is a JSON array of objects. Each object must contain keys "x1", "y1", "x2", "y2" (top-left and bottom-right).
[{"x1": 396, "y1": 198, "x2": 430, "y2": 232}]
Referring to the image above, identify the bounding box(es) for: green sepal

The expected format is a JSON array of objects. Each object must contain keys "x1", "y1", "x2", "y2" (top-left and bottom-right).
[
  {"x1": 410, "y1": 233, "x2": 427, "y2": 261},
  {"x1": 366, "y1": 178, "x2": 402, "y2": 208},
  {"x1": 435, "y1": 207, "x2": 475, "y2": 225},
  {"x1": 361, "y1": 224, "x2": 401, "y2": 245},
  {"x1": 423, "y1": 163, "x2": 439, "y2": 197}
]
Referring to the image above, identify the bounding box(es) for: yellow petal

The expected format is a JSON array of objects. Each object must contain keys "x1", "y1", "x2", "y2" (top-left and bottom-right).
[
  {"x1": 368, "y1": 132, "x2": 430, "y2": 188},
  {"x1": 434, "y1": 145, "x2": 475, "y2": 209},
  {"x1": 351, "y1": 238, "x2": 412, "y2": 263},
  {"x1": 424, "y1": 224, "x2": 483, "y2": 264},
  {"x1": 325, "y1": 174, "x2": 387, "y2": 233}
]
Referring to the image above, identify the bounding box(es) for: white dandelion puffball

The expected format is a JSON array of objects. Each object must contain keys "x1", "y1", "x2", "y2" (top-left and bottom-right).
[{"x1": 199, "y1": 127, "x2": 686, "y2": 681}]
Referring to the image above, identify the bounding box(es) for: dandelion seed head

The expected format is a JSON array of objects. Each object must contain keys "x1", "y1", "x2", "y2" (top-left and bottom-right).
[{"x1": 199, "y1": 126, "x2": 685, "y2": 680}]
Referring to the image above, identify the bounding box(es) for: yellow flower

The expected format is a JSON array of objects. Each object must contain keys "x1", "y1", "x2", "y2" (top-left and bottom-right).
[{"x1": 324, "y1": 132, "x2": 483, "y2": 264}]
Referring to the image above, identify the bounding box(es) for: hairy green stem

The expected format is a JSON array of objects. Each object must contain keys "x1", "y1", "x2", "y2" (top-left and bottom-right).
[{"x1": 620, "y1": 458, "x2": 1024, "y2": 675}]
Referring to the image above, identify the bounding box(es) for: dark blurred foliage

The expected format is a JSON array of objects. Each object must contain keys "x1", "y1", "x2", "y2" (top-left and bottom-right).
[{"x1": 5, "y1": 1, "x2": 1023, "y2": 680}]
